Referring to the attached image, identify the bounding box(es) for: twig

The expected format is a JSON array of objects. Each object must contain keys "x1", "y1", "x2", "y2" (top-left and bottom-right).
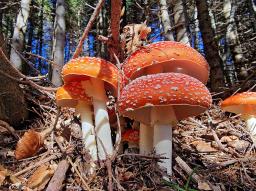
[
  {"x1": 55, "y1": 136, "x2": 92, "y2": 191},
  {"x1": 117, "y1": 153, "x2": 167, "y2": 160},
  {"x1": 0, "y1": 48, "x2": 57, "y2": 92},
  {"x1": 72, "y1": 0, "x2": 105, "y2": 59},
  {"x1": 0, "y1": 120, "x2": 19, "y2": 139},
  {"x1": 67, "y1": 157, "x2": 92, "y2": 191},
  {"x1": 41, "y1": 108, "x2": 61, "y2": 138},
  {"x1": 14, "y1": 154, "x2": 59, "y2": 176},
  {"x1": 175, "y1": 156, "x2": 216, "y2": 191},
  {"x1": 217, "y1": 157, "x2": 256, "y2": 166}
]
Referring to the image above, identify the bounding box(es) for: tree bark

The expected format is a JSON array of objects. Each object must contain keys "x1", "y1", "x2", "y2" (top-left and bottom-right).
[
  {"x1": 195, "y1": 0, "x2": 225, "y2": 92},
  {"x1": 0, "y1": 34, "x2": 28, "y2": 126},
  {"x1": 172, "y1": 0, "x2": 190, "y2": 45},
  {"x1": 50, "y1": 0, "x2": 66, "y2": 87},
  {"x1": 10, "y1": 0, "x2": 32, "y2": 71},
  {"x1": 224, "y1": 0, "x2": 247, "y2": 80},
  {"x1": 159, "y1": 0, "x2": 174, "y2": 41}
]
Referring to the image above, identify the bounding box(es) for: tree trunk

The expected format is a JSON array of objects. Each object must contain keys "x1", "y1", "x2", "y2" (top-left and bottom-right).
[
  {"x1": 38, "y1": 0, "x2": 44, "y2": 73},
  {"x1": 50, "y1": 0, "x2": 66, "y2": 87},
  {"x1": 10, "y1": 0, "x2": 32, "y2": 71},
  {"x1": 159, "y1": 0, "x2": 174, "y2": 41},
  {"x1": 172, "y1": 0, "x2": 190, "y2": 45},
  {"x1": 224, "y1": 0, "x2": 247, "y2": 80},
  {"x1": 0, "y1": 34, "x2": 28, "y2": 126},
  {"x1": 195, "y1": 0, "x2": 225, "y2": 92}
]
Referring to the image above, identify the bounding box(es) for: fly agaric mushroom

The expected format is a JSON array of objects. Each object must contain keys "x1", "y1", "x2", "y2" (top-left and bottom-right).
[
  {"x1": 61, "y1": 57, "x2": 120, "y2": 159},
  {"x1": 221, "y1": 92, "x2": 256, "y2": 145},
  {"x1": 122, "y1": 41, "x2": 209, "y2": 85},
  {"x1": 122, "y1": 129, "x2": 139, "y2": 152},
  {"x1": 118, "y1": 73, "x2": 212, "y2": 174},
  {"x1": 121, "y1": 41, "x2": 210, "y2": 155},
  {"x1": 56, "y1": 83, "x2": 97, "y2": 161}
]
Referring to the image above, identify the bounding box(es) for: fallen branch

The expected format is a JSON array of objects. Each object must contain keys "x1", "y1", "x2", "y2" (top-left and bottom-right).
[{"x1": 46, "y1": 159, "x2": 70, "y2": 191}]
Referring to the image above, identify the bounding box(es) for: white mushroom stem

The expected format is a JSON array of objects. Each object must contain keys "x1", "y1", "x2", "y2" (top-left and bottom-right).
[
  {"x1": 82, "y1": 78, "x2": 114, "y2": 160},
  {"x1": 139, "y1": 123, "x2": 153, "y2": 154},
  {"x1": 244, "y1": 116, "x2": 256, "y2": 141},
  {"x1": 151, "y1": 107, "x2": 177, "y2": 175},
  {"x1": 76, "y1": 101, "x2": 97, "y2": 161}
]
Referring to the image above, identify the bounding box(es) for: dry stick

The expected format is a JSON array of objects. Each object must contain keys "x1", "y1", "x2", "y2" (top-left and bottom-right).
[
  {"x1": 218, "y1": 157, "x2": 256, "y2": 167},
  {"x1": 0, "y1": 120, "x2": 19, "y2": 139},
  {"x1": 14, "y1": 154, "x2": 59, "y2": 176},
  {"x1": 175, "y1": 156, "x2": 218, "y2": 191},
  {"x1": 46, "y1": 159, "x2": 70, "y2": 191},
  {"x1": 72, "y1": 0, "x2": 105, "y2": 59},
  {"x1": 25, "y1": 52, "x2": 61, "y2": 69},
  {"x1": 54, "y1": 137, "x2": 92, "y2": 191},
  {"x1": 0, "y1": 48, "x2": 57, "y2": 92}
]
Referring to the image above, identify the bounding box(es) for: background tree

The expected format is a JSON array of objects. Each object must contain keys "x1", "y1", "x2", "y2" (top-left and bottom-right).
[
  {"x1": 50, "y1": 0, "x2": 66, "y2": 86},
  {"x1": 10, "y1": 0, "x2": 32, "y2": 71}
]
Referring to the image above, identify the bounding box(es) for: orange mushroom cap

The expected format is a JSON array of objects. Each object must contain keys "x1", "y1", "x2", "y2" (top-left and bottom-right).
[
  {"x1": 220, "y1": 92, "x2": 256, "y2": 116},
  {"x1": 118, "y1": 73, "x2": 212, "y2": 125},
  {"x1": 56, "y1": 82, "x2": 92, "y2": 108},
  {"x1": 62, "y1": 57, "x2": 120, "y2": 95},
  {"x1": 122, "y1": 41, "x2": 209, "y2": 85},
  {"x1": 122, "y1": 129, "x2": 139, "y2": 143}
]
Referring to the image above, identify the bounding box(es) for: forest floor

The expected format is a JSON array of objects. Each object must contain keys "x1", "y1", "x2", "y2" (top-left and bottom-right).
[{"x1": 0, "y1": 88, "x2": 256, "y2": 191}]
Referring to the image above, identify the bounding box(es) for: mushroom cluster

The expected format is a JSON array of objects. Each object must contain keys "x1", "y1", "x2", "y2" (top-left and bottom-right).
[
  {"x1": 56, "y1": 57, "x2": 120, "y2": 161},
  {"x1": 55, "y1": 41, "x2": 212, "y2": 176},
  {"x1": 118, "y1": 41, "x2": 212, "y2": 175}
]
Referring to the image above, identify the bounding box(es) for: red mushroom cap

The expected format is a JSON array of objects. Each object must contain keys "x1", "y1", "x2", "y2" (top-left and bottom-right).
[
  {"x1": 220, "y1": 92, "x2": 256, "y2": 115},
  {"x1": 62, "y1": 57, "x2": 121, "y2": 95},
  {"x1": 56, "y1": 82, "x2": 92, "y2": 108},
  {"x1": 122, "y1": 129, "x2": 139, "y2": 143},
  {"x1": 122, "y1": 41, "x2": 209, "y2": 85},
  {"x1": 118, "y1": 73, "x2": 212, "y2": 125}
]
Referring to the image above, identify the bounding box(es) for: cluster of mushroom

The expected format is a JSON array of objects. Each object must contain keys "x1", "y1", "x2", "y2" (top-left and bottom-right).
[
  {"x1": 118, "y1": 41, "x2": 212, "y2": 175},
  {"x1": 55, "y1": 41, "x2": 213, "y2": 176},
  {"x1": 56, "y1": 57, "x2": 120, "y2": 162}
]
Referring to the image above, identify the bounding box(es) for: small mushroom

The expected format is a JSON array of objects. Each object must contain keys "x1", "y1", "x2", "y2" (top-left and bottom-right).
[
  {"x1": 118, "y1": 73, "x2": 212, "y2": 175},
  {"x1": 122, "y1": 129, "x2": 139, "y2": 153},
  {"x1": 56, "y1": 83, "x2": 97, "y2": 161},
  {"x1": 61, "y1": 57, "x2": 120, "y2": 159},
  {"x1": 221, "y1": 92, "x2": 256, "y2": 145}
]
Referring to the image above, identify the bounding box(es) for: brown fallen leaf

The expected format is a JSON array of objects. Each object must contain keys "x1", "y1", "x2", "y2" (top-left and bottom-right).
[
  {"x1": 191, "y1": 140, "x2": 218, "y2": 153},
  {"x1": 227, "y1": 140, "x2": 250, "y2": 152},
  {"x1": 27, "y1": 165, "x2": 55, "y2": 190},
  {"x1": 198, "y1": 181, "x2": 212, "y2": 190},
  {"x1": 0, "y1": 165, "x2": 8, "y2": 186},
  {"x1": 220, "y1": 135, "x2": 238, "y2": 143}
]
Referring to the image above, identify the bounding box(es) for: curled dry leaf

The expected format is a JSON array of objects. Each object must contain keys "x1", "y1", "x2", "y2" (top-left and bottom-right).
[
  {"x1": 27, "y1": 165, "x2": 55, "y2": 190},
  {"x1": 15, "y1": 129, "x2": 44, "y2": 160}
]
